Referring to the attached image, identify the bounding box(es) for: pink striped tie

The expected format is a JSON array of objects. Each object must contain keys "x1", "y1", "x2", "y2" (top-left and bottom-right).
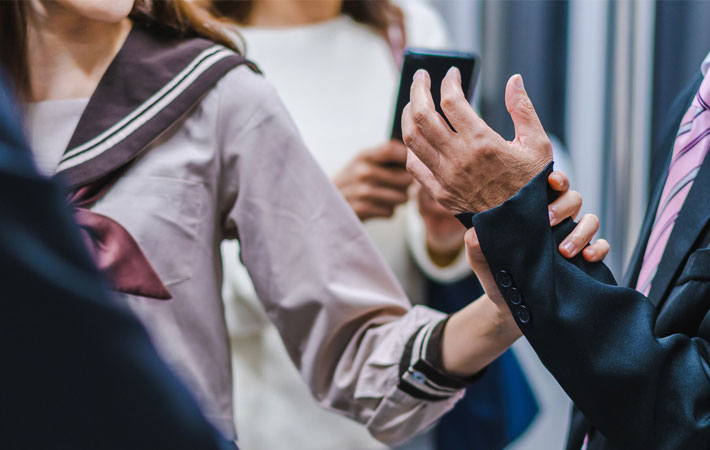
[{"x1": 636, "y1": 75, "x2": 710, "y2": 295}]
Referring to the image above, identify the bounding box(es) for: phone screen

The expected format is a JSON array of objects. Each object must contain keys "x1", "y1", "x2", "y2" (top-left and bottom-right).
[{"x1": 391, "y1": 48, "x2": 480, "y2": 141}]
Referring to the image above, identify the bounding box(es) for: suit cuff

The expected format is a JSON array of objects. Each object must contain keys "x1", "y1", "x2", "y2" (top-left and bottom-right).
[
  {"x1": 469, "y1": 163, "x2": 562, "y2": 330},
  {"x1": 397, "y1": 316, "x2": 485, "y2": 400}
]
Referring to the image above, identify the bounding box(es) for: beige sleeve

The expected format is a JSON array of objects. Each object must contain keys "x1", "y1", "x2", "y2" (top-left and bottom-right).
[{"x1": 216, "y1": 67, "x2": 473, "y2": 445}]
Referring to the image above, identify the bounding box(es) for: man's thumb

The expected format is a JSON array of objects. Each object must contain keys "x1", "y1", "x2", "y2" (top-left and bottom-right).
[{"x1": 504, "y1": 74, "x2": 550, "y2": 155}]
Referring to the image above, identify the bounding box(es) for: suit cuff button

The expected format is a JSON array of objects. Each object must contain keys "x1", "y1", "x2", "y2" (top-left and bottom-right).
[
  {"x1": 516, "y1": 305, "x2": 531, "y2": 324},
  {"x1": 495, "y1": 270, "x2": 513, "y2": 288},
  {"x1": 506, "y1": 287, "x2": 522, "y2": 305}
]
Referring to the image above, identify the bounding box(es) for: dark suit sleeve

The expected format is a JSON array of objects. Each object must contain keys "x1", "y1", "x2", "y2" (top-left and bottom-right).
[
  {"x1": 470, "y1": 164, "x2": 710, "y2": 450},
  {"x1": 0, "y1": 77, "x2": 235, "y2": 450}
]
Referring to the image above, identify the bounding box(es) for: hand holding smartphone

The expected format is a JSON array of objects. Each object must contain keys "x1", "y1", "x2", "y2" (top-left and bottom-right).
[{"x1": 391, "y1": 48, "x2": 480, "y2": 141}]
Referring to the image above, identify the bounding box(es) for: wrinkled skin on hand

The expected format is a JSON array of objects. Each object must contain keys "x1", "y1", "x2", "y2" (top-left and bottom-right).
[{"x1": 402, "y1": 69, "x2": 551, "y2": 213}]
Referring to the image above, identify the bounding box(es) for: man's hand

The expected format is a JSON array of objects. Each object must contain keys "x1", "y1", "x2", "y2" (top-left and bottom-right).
[
  {"x1": 332, "y1": 140, "x2": 413, "y2": 221},
  {"x1": 402, "y1": 68, "x2": 551, "y2": 213},
  {"x1": 415, "y1": 168, "x2": 608, "y2": 268},
  {"x1": 440, "y1": 170, "x2": 609, "y2": 377},
  {"x1": 465, "y1": 170, "x2": 609, "y2": 309}
]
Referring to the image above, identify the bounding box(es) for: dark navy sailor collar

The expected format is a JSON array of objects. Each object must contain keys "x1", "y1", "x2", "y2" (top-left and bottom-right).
[{"x1": 56, "y1": 21, "x2": 255, "y2": 189}]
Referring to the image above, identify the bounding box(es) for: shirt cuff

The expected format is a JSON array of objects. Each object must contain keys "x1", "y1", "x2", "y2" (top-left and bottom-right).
[
  {"x1": 397, "y1": 316, "x2": 485, "y2": 401},
  {"x1": 405, "y1": 200, "x2": 472, "y2": 283}
]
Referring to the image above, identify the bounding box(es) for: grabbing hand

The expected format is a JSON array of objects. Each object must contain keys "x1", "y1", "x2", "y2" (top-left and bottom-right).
[
  {"x1": 333, "y1": 140, "x2": 413, "y2": 221},
  {"x1": 547, "y1": 171, "x2": 610, "y2": 261},
  {"x1": 403, "y1": 69, "x2": 551, "y2": 213},
  {"x1": 465, "y1": 170, "x2": 609, "y2": 307}
]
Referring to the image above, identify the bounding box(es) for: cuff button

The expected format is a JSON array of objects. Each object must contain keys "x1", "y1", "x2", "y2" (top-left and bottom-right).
[
  {"x1": 507, "y1": 287, "x2": 522, "y2": 305},
  {"x1": 516, "y1": 306, "x2": 531, "y2": 324},
  {"x1": 496, "y1": 270, "x2": 513, "y2": 288},
  {"x1": 412, "y1": 371, "x2": 427, "y2": 384}
]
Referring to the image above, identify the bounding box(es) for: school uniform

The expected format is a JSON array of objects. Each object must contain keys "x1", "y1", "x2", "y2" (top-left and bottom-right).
[{"x1": 23, "y1": 20, "x2": 476, "y2": 445}]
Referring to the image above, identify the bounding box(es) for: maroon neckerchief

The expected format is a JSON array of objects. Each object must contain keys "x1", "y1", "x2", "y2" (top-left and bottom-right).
[
  {"x1": 68, "y1": 168, "x2": 172, "y2": 299},
  {"x1": 54, "y1": 21, "x2": 256, "y2": 300}
]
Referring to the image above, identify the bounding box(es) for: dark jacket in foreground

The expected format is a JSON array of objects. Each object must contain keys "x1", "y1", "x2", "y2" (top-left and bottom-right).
[{"x1": 0, "y1": 76, "x2": 235, "y2": 450}]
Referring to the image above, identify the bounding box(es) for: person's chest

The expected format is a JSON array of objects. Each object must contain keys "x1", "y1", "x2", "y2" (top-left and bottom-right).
[
  {"x1": 90, "y1": 108, "x2": 223, "y2": 293},
  {"x1": 26, "y1": 95, "x2": 224, "y2": 295},
  {"x1": 648, "y1": 158, "x2": 710, "y2": 338},
  {"x1": 241, "y1": 20, "x2": 400, "y2": 175},
  {"x1": 24, "y1": 98, "x2": 89, "y2": 176},
  {"x1": 637, "y1": 74, "x2": 710, "y2": 338}
]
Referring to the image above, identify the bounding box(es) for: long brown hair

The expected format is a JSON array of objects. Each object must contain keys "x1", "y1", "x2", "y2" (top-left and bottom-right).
[
  {"x1": 0, "y1": 0, "x2": 243, "y2": 99},
  {"x1": 0, "y1": 1, "x2": 30, "y2": 98},
  {"x1": 210, "y1": 0, "x2": 404, "y2": 38}
]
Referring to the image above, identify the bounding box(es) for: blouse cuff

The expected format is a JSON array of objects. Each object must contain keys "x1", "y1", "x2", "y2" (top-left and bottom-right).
[
  {"x1": 397, "y1": 316, "x2": 485, "y2": 401},
  {"x1": 405, "y1": 200, "x2": 472, "y2": 283}
]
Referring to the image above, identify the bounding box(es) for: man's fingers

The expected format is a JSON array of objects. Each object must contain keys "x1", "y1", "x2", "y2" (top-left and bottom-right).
[
  {"x1": 405, "y1": 148, "x2": 450, "y2": 207},
  {"x1": 440, "y1": 67, "x2": 483, "y2": 133},
  {"x1": 504, "y1": 74, "x2": 552, "y2": 159},
  {"x1": 582, "y1": 239, "x2": 610, "y2": 263},
  {"x1": 406, "y1": 148, "x2": 439, "y2": 190},
  {"x1": 405, "y1": 70, "x2": 454, "y2": 153},
  {"x1": 402, "y1": 105, "x2": 444, "y2": 172},
  {"x1": 548, "y1": 189, "x2": 582, "y2": 226},
  {"x1": 559, "y1": 214, "x2": 600, "y2": 258},
  {"x1": 402, "y1": 103, "x2": 440, "y2": 170}
]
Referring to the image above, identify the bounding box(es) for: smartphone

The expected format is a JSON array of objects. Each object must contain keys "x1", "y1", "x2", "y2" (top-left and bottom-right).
[{"x1": 391, "y1": 48, "x2": 480, "y2": 141}]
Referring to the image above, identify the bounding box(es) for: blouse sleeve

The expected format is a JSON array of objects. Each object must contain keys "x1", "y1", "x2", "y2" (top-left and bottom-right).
[{"x1": 216, "y1": 67, "x2": 474, "y2": 445}]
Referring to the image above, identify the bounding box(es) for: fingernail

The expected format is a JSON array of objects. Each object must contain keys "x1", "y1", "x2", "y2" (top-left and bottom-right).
[
  {"x1": 514, "y1": 74, "x2": 524, "y2": 90},
  {"x1": 584, "y1": 247, "x2": 596, "y2": 259},
  {"x1": 548, "y1": 210, "x2": 556, "y2": 224},
  {"x1": 447, "y1": 66, "x2": 461, "y2": 82},
  {"x1": 413, "y1": 69, "x2": 426, "y2": 81},
  {"x1": 561, "y1": 241, "x2": 575, "y2": 254}
]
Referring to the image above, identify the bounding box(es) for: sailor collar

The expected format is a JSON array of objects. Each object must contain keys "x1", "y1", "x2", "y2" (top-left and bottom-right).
[{"x1": 56, "y1": 22, "x2": 254, "y2": 189}]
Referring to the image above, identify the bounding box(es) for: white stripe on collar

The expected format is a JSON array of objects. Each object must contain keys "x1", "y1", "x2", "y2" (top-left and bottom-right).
[{"x1": 57, "y1": 45, "x2": 233, "y2": 172}]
